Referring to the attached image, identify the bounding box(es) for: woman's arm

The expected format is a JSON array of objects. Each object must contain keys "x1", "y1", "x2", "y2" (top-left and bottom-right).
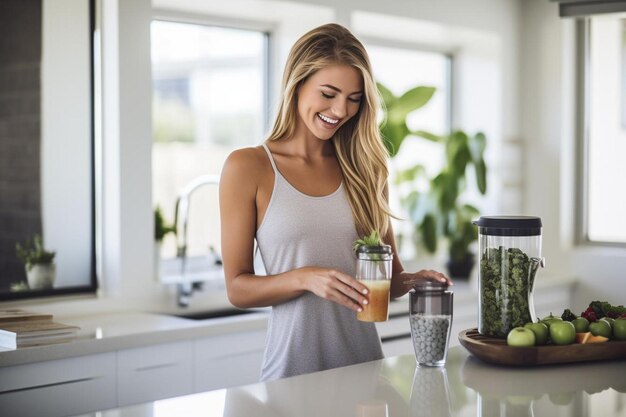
[
  {"x1": 219, "y1": 148, "x2": 370, "y2": 311},
  {"x1": 381, "y1": 209, "x2": 452, "y2": 300}
]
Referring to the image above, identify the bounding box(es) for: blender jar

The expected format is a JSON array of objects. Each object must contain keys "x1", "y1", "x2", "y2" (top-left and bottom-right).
[
  {"x1": 409, "y1": 280, "x2": 453, "y2": 366},
  {"x1": 473, "y1": 216, "x2": 544, "y2": 338}
]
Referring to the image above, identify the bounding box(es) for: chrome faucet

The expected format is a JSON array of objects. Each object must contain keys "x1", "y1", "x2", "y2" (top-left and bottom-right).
[{"x1": 173, "y1": 175, "x2": 220, "y2": 307}]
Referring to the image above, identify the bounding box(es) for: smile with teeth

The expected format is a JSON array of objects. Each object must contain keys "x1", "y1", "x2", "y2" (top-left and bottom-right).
[{"x1": 317, "y1": 113, "x2": 339, "y2": 125}]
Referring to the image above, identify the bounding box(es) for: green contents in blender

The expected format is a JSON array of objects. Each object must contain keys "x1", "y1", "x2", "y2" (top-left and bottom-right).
[{"x1": 479, "y1": 246, "x2": 536, "y2": 337}]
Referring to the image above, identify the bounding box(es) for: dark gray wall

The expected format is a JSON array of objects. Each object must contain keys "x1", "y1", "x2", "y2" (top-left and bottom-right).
[{"x1": 0, "y1": 0, "x2": 42, "y2": 290}]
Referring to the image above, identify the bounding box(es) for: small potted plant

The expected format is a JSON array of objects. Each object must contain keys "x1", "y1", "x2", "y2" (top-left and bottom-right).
[
  {"x1": 16, "y1": 234, "x2": 56, "y2": 290},
  {"x1": 155, "y1": 205, "x2": 175, "y2": 243},
  {"x1": 154, "y1": 205, "x2": 175, "y2": 280}
]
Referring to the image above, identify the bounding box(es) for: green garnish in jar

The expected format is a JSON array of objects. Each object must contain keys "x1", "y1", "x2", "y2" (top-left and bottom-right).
[{"x1": 479, "y1": 246, "x2": 535, "y2": 337}]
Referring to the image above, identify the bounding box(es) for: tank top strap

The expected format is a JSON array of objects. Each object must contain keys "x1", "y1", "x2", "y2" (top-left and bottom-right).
[{"x1": 261, "y1": 143, "x2": 279, "y2": 175}]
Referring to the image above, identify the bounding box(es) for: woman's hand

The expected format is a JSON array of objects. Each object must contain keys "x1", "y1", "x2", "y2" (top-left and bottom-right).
[
  {"x1": 393, "y1": 269, "x2": 453, "y2": 298},
  {"x1": 300, "y1": 267, "x2": 370, "y2": 312}
]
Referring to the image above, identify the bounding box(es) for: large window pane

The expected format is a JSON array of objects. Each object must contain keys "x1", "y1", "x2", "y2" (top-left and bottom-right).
[
  {"x1": 367, "y1": 45, "x2": 451, "y2": 257},
  {"x1": 151, "y1": 21, "x2": 267, "y2": 261},
  {"x1": 584, "y1": 15, "x2": 626, "y2": 243}
]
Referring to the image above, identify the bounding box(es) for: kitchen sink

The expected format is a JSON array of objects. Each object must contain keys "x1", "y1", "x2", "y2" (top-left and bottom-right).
[{"x1": 175, "y1": 308, "x2": 262, "y2": 320}]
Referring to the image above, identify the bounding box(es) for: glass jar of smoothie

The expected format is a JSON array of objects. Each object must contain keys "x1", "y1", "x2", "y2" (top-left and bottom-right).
[{"x1": 355, "y1": 245, "x2": 392, "y2": 322}]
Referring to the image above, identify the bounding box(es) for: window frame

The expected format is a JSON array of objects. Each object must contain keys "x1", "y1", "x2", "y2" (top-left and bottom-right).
[
  {"x1": 575, "y1": 17, "x2": 626, "y2": 247},
  {"x1": 1, "y1": 0, "x2": 99, "y2": 301},
  {"x1": 149, "y1": 14, "x2": 272, "y2": 273}
]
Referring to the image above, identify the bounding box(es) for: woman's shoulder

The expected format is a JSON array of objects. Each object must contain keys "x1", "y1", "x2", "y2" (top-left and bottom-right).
[{"x1": 222, "y1": 145, "x2": 271, "y2": 181}]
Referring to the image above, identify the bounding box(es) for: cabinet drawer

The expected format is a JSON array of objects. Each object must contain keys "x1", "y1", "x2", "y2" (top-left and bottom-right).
[
  {"x1": 117, "y1": 341, "x2": 193, "y2": 406},
  {"x1": 0, "y1": 352, "x2": 116, "y2": 417},
  {"x1": 194, "y1": 330, "x2": 266, "y2": 391}
]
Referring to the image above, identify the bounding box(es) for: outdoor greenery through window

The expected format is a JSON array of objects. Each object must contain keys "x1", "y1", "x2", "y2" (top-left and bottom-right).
[
  {"x1": 151, "y1": 21, "x2": 268, "y2": 261},
  {"x1": 367, "y1": 44, "x2": 451, "y2": 258},
  {"x1": 580, "y1": 15, "x2": 626, "y2": 244}
]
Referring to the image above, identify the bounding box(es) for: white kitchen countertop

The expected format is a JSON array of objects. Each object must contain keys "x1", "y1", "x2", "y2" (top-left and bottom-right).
[
  {"x1": 0, "y1": 275, "x2": 577, "y2": 368},
  {"x1": 76, "y1": 346, "x2": 626, "y2": 417},
  {"x1": 0, "y1": 310, "x2": 269, "y2": 367}
]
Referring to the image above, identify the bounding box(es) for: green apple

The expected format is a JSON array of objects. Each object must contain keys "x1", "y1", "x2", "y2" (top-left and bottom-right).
[
  {"x1": 572, "y1": 316, "x2": 590, "y2": 333},
  {"x1": 613, "y1": 317, "x2": 626, "y2": 341},
  {"x1": 507, "y1": 327, "x2": 536, "y2": 347},
  {"x1": 601, "y1": 317, "x2": 615, "y2": 329},
  {"x1": 589, "y1": 320, "x2": 612, "y2": 338},
  {"x1": 524, "y1": 322, "x2": 549, "y2": 345},
  {"x1": 541, "y1": 313, "x2": 563, "y2": 328},
  {"x1": 549, "y1": 320, "x2": 576, "y2": 345}
]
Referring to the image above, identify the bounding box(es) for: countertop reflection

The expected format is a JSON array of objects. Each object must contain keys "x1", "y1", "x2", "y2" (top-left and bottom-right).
[{"x1": 75, "y1": 346, "x2": 626, "y2": 417}]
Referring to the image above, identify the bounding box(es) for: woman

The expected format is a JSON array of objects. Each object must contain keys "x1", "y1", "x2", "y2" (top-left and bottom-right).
[{"x1": 220, "y1": 23, "x2": 451, "y2": 381}]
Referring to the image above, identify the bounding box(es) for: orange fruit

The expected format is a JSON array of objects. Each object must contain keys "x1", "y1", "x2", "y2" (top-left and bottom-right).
[
  {"x1": 575, "y1": 332, "x2": 590, "y2": 343},
  {"x1": 584, "y1": 334, "x2": 609, "y2": 343},
  {"x1": 575, "y1": 332, "x2": 609, "y2": 344}
]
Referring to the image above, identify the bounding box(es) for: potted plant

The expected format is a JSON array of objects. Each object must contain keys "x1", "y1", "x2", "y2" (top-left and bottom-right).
[
  {"x1": 378, "y1": 82, "x2": 487, "y2": 279},
  {"x1": 154, "y1": 205, "x2": 175, "y2": 280},
  {"x1": 155, "y1": 205, "x2": 175, "y2": 243},
  {"x1": 16, "y1": 234, "x2": 56, "y2": 290}
]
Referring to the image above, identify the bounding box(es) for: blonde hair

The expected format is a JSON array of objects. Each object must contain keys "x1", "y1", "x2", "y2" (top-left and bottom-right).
[{"x1": 266, "y1": 23, "x2": 392, "y2": 239}]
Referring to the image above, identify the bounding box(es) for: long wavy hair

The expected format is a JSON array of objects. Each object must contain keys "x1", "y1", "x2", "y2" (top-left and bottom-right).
[{"x1": 266, "y1": 23, "x2": 392, "y2": 239}]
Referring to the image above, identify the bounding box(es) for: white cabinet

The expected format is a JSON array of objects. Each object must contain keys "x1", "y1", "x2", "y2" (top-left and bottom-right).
[
  {"x1": 117, "y1": 340, "x2": 194, "y2": 406},
  {"x1": 0, "y1": 330, "x2": 266, "y2": 416},
  {"x1": 194, "y1": 330, "x2": 266, "y2": 392},
  {"x1": 0, "y1": 352, "x2": 116, "y2": 417}
]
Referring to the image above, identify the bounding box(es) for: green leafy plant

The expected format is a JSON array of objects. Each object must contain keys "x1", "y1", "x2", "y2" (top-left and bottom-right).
[
  {"x1": 155, "y1": 206, "x2": 175, "y2": 242},
  {"x1": 10, "y1": 281, "x2": 29, "y2": 292},
  {"x1": 353, "y1": 230, "x2": 383, "y2": 252},
  {"x1": 16, "y1": 234, "x2": 56, "y2": 271},
  {"x1": 378, "y1": 82, "x2": 487, "y2": 268}
]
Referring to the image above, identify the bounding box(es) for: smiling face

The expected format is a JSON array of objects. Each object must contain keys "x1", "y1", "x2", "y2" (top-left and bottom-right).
[{"x1": 294, "y1": 64, "x2": 364, "y2": 141}]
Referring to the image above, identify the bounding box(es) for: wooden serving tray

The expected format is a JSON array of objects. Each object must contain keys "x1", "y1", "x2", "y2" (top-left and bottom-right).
[{"x1": 459, "y1": 328, "x2": 626, "y2": 366}]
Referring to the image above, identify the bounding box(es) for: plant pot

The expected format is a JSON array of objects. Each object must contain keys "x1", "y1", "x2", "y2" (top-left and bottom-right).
[
  {"x1": 445, "y1": 254, "x2": 475, "y2": 280},
  {"x1": 26, "y1": 263, "x2": 56, "y2": 290},
  {"x1": 154, "y1": 241, "x2": 163, "y2": 281}
]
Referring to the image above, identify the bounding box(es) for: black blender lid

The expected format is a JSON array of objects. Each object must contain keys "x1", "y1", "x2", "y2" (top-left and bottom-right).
[
  {"x1": 472, "y1": 216, "x2": 542, "y2": 236},
  {"x1": 355, "y1": 244, "x2": 392, "y2": 255}
]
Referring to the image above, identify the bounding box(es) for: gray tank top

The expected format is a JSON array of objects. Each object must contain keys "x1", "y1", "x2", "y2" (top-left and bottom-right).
[{"x1": 256, "y1": 143, "x2": 383, "y2": 381}]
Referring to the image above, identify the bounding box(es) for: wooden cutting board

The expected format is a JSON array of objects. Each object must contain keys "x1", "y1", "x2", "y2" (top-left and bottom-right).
[{"x1": 459, "y1": 328, "x2": 626, "y2": 366}]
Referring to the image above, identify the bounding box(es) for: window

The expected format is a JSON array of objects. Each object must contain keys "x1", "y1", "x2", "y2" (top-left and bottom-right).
[
  {"x1": 578, "y1": 15, "x2": 626, "y2": 244},
  {"x1": 151, "y1": 21, "x2": 268, "y2": 269},
  {"x1": 0, "y1": 0, "x2": 96, "y2": 300},
  {"x1": 367, "y1": 44, "x2": 451, "y2": 257}
]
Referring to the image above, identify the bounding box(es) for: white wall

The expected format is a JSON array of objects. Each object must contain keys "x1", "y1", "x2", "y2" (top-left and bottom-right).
[{"x1": 521, "y1": 1, "x2": 626, "y2": 309}]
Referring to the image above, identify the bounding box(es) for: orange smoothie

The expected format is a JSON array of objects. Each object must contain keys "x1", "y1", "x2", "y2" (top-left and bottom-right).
[{"x1": 357, "y1": 280, "x2": 391, "y2": 322}]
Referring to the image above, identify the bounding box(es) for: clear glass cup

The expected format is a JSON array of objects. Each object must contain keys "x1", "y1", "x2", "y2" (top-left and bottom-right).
[
  {"x1": 473, "y1": 216, "x2": 544, "y2": 338},
  {"x1": 355, "y1": 245, "x2": 392, "y2": 322},
  {"x1": 410, "y1": 366, "x2": 452, "y2": 417},
  {"x1": 409, "y1": 280, "x2": 453, "y2": 366}
]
